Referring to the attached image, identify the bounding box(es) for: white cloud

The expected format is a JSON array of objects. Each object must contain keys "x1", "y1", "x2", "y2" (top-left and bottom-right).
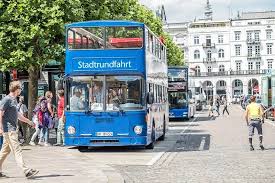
[{"x1": 139, "y1": 0, "x2": 275, "y2": 22}]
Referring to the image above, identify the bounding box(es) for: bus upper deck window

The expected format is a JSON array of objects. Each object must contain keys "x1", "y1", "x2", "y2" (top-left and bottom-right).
[{"x1": 106, "y1": 26, "x2": 143, "y2": 49}]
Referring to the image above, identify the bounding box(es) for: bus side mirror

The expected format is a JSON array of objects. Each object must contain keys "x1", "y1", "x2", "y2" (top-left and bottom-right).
[{"x1": 147, "y1": 92, "x2": 154, "y2": 104}]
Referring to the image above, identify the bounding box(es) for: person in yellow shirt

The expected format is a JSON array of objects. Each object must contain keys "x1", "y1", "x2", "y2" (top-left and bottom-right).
[{"x1": 245, "y1": 95, "x2": 264, "y2": 151}]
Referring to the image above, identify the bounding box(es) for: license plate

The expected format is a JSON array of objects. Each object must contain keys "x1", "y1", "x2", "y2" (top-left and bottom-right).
[{"x1": 96, "y1": 132, "x2": 113, "y2": 137}]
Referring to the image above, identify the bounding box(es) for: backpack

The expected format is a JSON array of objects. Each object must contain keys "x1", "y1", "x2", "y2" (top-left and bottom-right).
[{"x1": 33, "y1": 97, "x2": 48, "y2": 127}]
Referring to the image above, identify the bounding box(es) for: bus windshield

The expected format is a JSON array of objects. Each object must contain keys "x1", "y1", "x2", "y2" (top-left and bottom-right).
[
  {"x1": 168, "y1": 69, "x2": 187, "y2": 82},
  {"x1": 168, "y1": 91, "x2": 188, "y2": 109},
  {"x1": 67, "y1": 76, "x2": 144, "y2": 111},
  {"x1": 67, "y1": 26, "x2": 143, "y2": 50}
]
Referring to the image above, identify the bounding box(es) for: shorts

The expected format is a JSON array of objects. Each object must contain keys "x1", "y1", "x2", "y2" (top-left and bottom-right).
[{"x1": 248, "y1": 120, "x2": 263, "y2": 137}]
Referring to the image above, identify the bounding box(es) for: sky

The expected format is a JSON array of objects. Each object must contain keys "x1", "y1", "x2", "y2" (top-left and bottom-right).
[{"x1": 139, "y1": 0, "x2": 275, "y2": 23}]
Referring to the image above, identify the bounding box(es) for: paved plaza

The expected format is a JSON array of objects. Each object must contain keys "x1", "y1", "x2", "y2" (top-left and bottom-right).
[{"x1": 2, "y1": 105, "x2": 275, "y2": 183}]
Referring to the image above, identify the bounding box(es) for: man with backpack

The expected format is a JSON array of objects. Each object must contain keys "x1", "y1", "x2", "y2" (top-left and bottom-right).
[{"x1": 0, "y1": 81, "x2": 39, "y2": 178}]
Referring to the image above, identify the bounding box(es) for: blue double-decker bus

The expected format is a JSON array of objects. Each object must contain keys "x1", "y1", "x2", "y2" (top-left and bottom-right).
[
  {"x1": 168, "y1": 67, "x2": 195, "y2": 119},
  {"x1": 64, "y1": 21, "x2": 168, "y2": 150}
]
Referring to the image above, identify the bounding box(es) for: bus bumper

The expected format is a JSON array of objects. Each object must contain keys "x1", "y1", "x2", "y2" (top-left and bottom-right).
[{"x1": 65, "y1": 136, "x2": 147, "y2": 147}]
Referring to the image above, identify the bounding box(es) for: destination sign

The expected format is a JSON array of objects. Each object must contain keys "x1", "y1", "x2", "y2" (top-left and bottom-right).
[{"x1": 72, "y1": 57, "x2": 137, "y2": 71}]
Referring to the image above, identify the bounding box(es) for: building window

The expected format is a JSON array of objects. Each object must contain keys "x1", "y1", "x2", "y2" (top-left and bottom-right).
[
  {"x1": 194, "y1": 50, "x2": 200, "y2": 59},
  {"x1": 266, "y1": 30, "x2": 272, "y2": 39},
  {"x1": 218, "y1": 35, "x2": 223, "y2": 43},
  {"x1": 256, "y1": 62, "x2": 261, "y2": 70},
  {"x1": 247, "y1": 46, "x2": 252, "y2": 57},
  {"x1": 219, "y1": 65, "x2": 225, "y2": 72},
  {"x1": 235, "y1": 31, "x2": 241, "y2": 41},
  {"x1": 236, "y1": 62, "x2": 241, "y2": 71},
  {"x1": 235, "y1": 45, "x2": 241, "y2": 56},
  {"x1": 207, "y1": 66, "x2": 212, "y2": 73},
  {"x1": 268, "y1": 59, "x2": 273, "y2": 69},
  {"x1": 218, "y1": 49, "x2": 224, "y2": 58},
  {"x1": 194, "y1": 36, "x2": 199, "y2": 45},
  {"x1": 247, "y1": 32, "x2": 252, "y2": 42},
  {"x1": 267, "y1": 44, "x2": 273, "y2": 54},
  {"x1": 255, "y1": 45, "x2": 260, "y2": 56},
  {"x1": 248, "y1": 62, "x2": 253, "y2": 70},
  {"x1": 206, "y1": 35, "x2": 211, "y2": 46},
  {"x1": 207, "y1": 50, "x2": 212, "y2": 59},
  {"x1": 219, "y1": 81, "x2": 226, "y2": 87},
  {"x1": 195, "y1": 66, "x2": 201, "y2": 75},
  {"x1": 254, "y1": 31, "x2": 260, "y2": 41}
]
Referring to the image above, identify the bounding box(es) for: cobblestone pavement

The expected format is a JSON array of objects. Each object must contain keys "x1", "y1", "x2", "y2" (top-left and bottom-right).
[{"x1": 115, "y1": 105, "x2": 275, "y2": 183}]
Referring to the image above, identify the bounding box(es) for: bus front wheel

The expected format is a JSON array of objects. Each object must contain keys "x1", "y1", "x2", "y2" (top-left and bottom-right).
[{"x1": 146, "y1": 124, "x2": 155, "y2": 149}]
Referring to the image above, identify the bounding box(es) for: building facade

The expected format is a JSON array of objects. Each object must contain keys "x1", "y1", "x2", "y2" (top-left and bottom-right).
[{"x1": 165, "y1": 11, "x2": 275, "y2": 101}]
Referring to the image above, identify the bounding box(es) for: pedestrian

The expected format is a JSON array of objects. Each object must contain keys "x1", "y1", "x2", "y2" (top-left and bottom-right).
[
  {"x1": 29, "y1": 96, "x2": 43, "y2": 146},
  {"x1": 208, "y1": 100, "x2": 214, "y2": 117},
  {"x1": 54, "y1": 90, "x2": 65, "y2": 146},
  {"x1": 0, "y1": 81, "x2": 39, "y2": 178},
  {"x1": 38, "y1": 91, "x2": 54, "y2": 146},
  {"x1": 17, "y1": 96, "x2": 28, "y2": 144},
  {"x1": 215, "y1": 98, "x2": 220, "y2": 116},
  {"x1": 222, "y1": 98, "x2": 229, "y2": 115},
  {"x1": 245, "y1": 95, "x2": 265, "y2": 151}
]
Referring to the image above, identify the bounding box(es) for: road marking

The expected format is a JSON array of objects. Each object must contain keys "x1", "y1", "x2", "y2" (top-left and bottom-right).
[
  {"x1": 146, "y1": 116, "x2": 198, "y2": 166},
  {"x1": 180, "y1": 116, "x2": 198, "y2": 135},
  {"x1": 199, "y1": 137, "x2": 206, "y2": 151},
  {"x1": 146, "y1": 152, "x2": 165, "y2": 166}
]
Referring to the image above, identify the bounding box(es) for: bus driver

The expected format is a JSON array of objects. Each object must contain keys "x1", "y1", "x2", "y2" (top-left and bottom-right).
[{"x1": 70, "y1": 87, "x2": 85, "y2": 111}]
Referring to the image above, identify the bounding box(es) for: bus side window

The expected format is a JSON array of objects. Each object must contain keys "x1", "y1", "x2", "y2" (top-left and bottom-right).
[{"x1": 68, "y1": 29, "x2": 75, "y2": 49}]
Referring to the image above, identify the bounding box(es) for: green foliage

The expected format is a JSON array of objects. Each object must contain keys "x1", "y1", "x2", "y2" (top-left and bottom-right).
[
  {"x1": 0, "y1": 0, "x2": 183, "y2": 71},
  {"x1": 0, "y1": 0, "x2": 84, "y2": 71}
]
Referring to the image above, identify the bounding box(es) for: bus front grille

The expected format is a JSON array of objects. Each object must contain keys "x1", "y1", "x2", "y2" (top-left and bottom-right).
[{"x1": 90, "y1": 140, "x2": 119, "y2": 144}]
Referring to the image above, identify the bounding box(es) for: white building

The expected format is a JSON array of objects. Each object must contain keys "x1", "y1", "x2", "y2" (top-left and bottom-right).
[
  {"x1": 230, "y1": 11, "x2": 275, "y2": 98},
  {"x1": 165, "y1": 10, "x2": 275, "y2": 101},
  {"x1": 164, "y1": 22, "x2": 189, "y2": 63}
]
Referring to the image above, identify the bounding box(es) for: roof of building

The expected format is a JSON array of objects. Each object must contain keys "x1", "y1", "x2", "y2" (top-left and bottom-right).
[{"x1": 237, "y1": 11, "x2": 275, "y2": 20}]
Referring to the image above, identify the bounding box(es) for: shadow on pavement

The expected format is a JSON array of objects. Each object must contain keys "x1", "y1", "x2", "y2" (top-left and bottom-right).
[
  {"x1": 32, "y1": 174, "x2": 74, "y2": 180},
  {"x1": 193, "y1": 116, "x2": 217, "y2": 122},
  {"x1": 173, "y1": 134, "x2": 211, "y2": 152}
]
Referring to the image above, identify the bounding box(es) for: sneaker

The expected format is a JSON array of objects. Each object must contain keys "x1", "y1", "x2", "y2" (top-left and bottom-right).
[
  {"x1": 250, "y1": 145, "x2": 254, "y2": 151},
  {"x1": 29, "y1": 141, "x2": 36, "y2": 146},
  {"x1": 0, "y1": 172, "x2": 8, "y2": 178},
  {"x1": 53, "y1": 143, "x2": 61, "y2": 146},
  {"x1": 25, "y1": 169, "x2": 39, "y2": 179},
  {"x1": 38, "y1": 142, "x2": 44, "y2": 146},
  {"x1": 260, "y1": 144, "x2": 265, "y2": 150}
]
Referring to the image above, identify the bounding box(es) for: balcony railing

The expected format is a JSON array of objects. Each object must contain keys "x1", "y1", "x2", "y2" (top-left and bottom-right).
[
  {"x1": 190, "y1": 69, "x2": 267, "y2": 77},
  {"x1": 247, "y1": 54, "x2": 261, "y2": 60},
  {"x1": 246, "y1": 39, "x2": 260, "y2": 44},
  {"x1": 202, "y1": 43, "x2": 215, "y2": 48},
  {"x1": 203, "y1": 58, "x2": 216, "y2": 63}
]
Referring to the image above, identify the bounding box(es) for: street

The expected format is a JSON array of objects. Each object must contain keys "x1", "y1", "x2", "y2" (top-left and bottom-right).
[{"x1": 3, "y1": 105, "x2": 275, "y2": 183}]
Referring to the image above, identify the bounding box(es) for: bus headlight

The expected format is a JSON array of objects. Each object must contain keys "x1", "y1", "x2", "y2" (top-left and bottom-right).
[
  {"x1": 134, "y1": 126, "x2": 143, "y2": 135},
  {"x1": 67, "y1": 126, "x2": 76, "y2": 135}
]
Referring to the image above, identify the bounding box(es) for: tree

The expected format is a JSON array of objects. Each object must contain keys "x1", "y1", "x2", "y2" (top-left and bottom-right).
[{"x1": 0, "y1": 0, "x2": 84, "y2": 142}]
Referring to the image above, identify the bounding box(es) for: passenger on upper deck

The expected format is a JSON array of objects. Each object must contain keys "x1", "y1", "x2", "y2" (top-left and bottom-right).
[{"x1": 70, "y1": 87, "x2": 85, "y2": 111}]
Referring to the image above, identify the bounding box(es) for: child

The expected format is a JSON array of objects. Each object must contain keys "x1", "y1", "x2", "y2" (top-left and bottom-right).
[{"x1": 29, "y1": 96, "x2": 43, "y2": 146}]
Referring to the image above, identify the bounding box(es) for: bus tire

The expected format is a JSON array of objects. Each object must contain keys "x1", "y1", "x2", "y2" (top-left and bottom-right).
[
  {"x1": 78, "y1": 146, "x2": 88, "y2": 152},
  {"x1": 159, "y1": 119, "x2": 166, "y2": 141},
  {"x1": 146, "y1": 124, "x2": 155, "y2": 149}
]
